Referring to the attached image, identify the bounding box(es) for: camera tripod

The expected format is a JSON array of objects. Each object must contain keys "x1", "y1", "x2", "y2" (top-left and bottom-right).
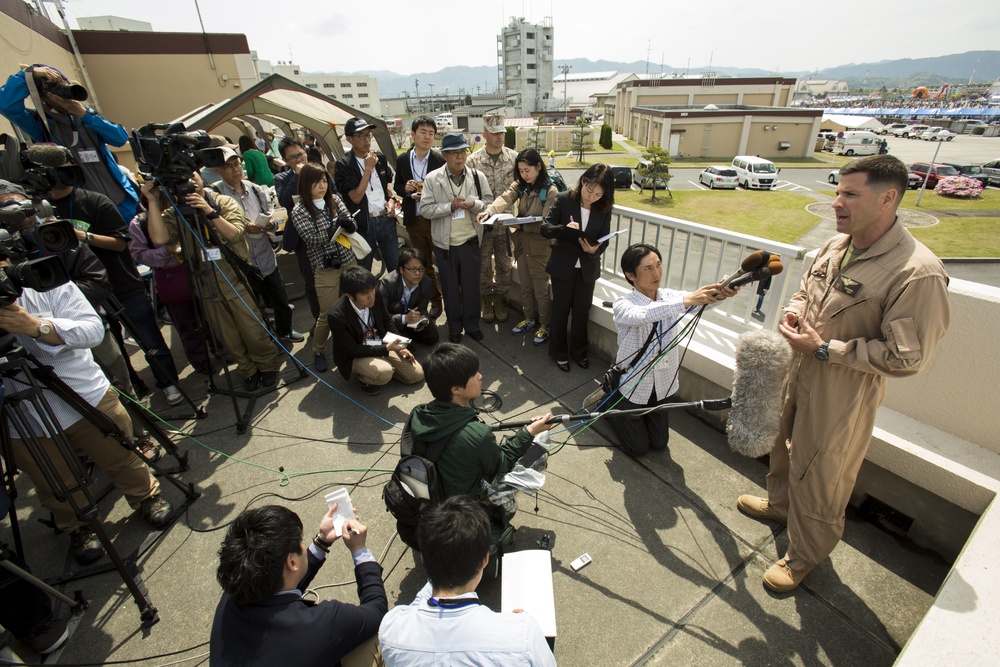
[
  {"x1": 162, "y1": 190, "x2": 307, "y2": 433},
  {"x1": 0, "y1": 335, "x2": 200, "y2": 628}
]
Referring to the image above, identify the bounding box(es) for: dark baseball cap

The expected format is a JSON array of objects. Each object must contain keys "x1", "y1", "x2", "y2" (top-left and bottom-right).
[
  {"x1": 0, "y1": 180, "x2": 28, "y2": 198},
  {"x1": 344, "y1": 118, "x2": 374, "y2": 136}
]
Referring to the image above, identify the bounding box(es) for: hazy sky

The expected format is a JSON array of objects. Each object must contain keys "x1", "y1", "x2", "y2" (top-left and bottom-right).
[{"x1": 52, "y1": 0, "x2": 1000, "y2": 77}]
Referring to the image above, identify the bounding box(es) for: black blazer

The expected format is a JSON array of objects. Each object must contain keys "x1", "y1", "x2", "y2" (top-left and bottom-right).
[
  {"x1": 328, "y1": 291, "x2": 401, "y2": 380},
  {"x1": 394, "y1": 148, "x2": 445, "y2": 227},
  {"x1": 378, "y1": 270, "x2": 433, "y2": 329},
  {"x1": 209, "y1": 551, "x2": 387, "y2": 667},
  {"x1": 541, "y1": 192, "x2": 612, "y2": 283},
  {"x1": 333, "y1": 152, "x2": 393, "y2": 235}
]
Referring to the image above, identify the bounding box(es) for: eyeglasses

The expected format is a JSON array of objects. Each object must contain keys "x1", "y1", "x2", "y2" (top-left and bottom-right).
[
  {"x1": 402, "y1": 265, "x2": 425, "y2": 274},
  {"x1": 353, "y1": 132, "x2": 373, "y2": 140},
  {"x1": 285, "y1": 151, "x2": 307, "y2": 161}
]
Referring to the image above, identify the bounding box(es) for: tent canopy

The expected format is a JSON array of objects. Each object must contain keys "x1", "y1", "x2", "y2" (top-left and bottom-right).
[
  {"x1": 821, "y1": 114, "x2": 885, "y2": 132},
  {"x1": 172, "y1": 74, "x2": 397, "y2": 164}
]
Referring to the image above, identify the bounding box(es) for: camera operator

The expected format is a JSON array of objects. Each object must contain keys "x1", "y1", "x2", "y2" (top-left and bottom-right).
[
  {"x1": 44, "y1": 163, "x2": 184, "y2": 406},
  {"x1": 0, "y1": 179, "x2": 164, "y2": 461},
  {"x1": 0, "y1": 269, "x2": 171, "y2": 565},
  {"x1": 144, "y1": 174, "x2": 280, "y2": 391},
  {"x1": 0, "y1": 65, "x2": 139, "y2": 221}
]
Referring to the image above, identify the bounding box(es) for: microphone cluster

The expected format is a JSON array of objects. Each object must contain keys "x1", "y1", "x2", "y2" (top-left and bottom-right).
[{"x1": 721, "y1": 250, "x2": 783, "y2": 289}]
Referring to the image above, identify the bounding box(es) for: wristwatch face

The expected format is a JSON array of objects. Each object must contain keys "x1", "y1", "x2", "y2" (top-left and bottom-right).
[
  {"x1": 39, "y1": 321, "x2": 53, "y2": 336},
  {"x1": 814, "y1": 344, "x2": 829, "y2": 361}
]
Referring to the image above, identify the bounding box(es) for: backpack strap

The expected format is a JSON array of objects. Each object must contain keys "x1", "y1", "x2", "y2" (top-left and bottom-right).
[
  {"x1": 472, "y1": 170, "x2": 482, "y2": 200},
  {"x1": 623, "y1": 324, "x2": 658, "y2": 373}
]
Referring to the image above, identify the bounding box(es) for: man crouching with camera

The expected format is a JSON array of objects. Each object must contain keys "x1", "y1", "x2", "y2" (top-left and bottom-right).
[{"x1": 0, "y1": 254, "x2": 171, "y2": 565}]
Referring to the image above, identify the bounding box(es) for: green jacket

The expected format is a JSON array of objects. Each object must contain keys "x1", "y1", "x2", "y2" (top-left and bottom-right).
[
  {"x1": 407, "y1": 400, "x2": 534, "y2": 498},
  {"x1": 242, "y1": 148, "x2": 274, "y2": 187}
]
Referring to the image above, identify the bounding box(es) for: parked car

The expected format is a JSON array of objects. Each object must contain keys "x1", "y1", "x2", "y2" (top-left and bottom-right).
[
  {"x1": 921, "y1": 128, "x2": 956, "y2": 142},
  {"x1": 963, "y1": 120, "x2": 989, "y2": 131},
  {"x1": 940, "y1": 162, "x2": 990, "y2": 187},
  {"x1": 699, "y1": 166, "x2": 739, "y2": 189},
  {"x1": 909, "y1": 162, "x2": 961, "y2": 188},
  {"x1": 817, "y1": 132, "x2": 837, "y2": 151},
  {"x1": 608, "y1": 164, "x2": 634, "y2": 189},
  {"x1": 981, "y1": 159, "x2": 1000, "y2": 186},
  {"x1": 731, "y1": 156, "x2": 779, "y2": 190},
  {"x1": 894, "y1": 124, "x2": 929, "y2": 138},
  {"x1": 879, "y1": 123, "x2": 909, "y2": 136},
  {"x1": 633, "y1": 160, "x2": 670, "y2": 189},
  {"x1": 831, "y1": 169, "x2": 921, "y2": 189}
]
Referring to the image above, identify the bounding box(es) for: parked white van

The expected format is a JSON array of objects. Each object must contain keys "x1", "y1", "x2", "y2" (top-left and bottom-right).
[
  {"x1": 731, "y1": 156, "x2": 779, "y2": 190},
  {"x1": 833, "y1": 131, "x2": 880, "y2": 156}
]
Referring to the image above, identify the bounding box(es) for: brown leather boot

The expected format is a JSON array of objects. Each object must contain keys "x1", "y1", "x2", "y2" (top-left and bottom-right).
[
  {"x1": 481, "y1": 294, "x2": 495, "y2": 322},
  {"x1": 494, "y1": 294, "x2": 508, "y2": 322}
]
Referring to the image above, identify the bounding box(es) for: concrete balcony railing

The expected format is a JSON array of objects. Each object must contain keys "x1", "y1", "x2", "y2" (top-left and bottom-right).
[{"x1": 512, "y1": 204, "x2": 1000, "y2": 663}]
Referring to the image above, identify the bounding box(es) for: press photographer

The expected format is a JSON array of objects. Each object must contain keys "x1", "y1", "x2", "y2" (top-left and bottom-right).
[
  {"x1": 0, "y1": 253, "x2": 171, "y2": 566},
  {"x1": 0, "y1": 65, "x2": 139, "y2": 220},
  {"x1": 144, "y1": 170, "x2": 280, "y2": 391}
]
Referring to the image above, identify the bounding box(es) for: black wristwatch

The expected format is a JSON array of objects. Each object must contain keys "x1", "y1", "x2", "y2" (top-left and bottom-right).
[
  {"x1": 814, "y1": 342, "x2": 830, "y2": 362},
  {"x1": 312, "y1": 532, "x2": 332, "y2": 553},
  {"x1": 206, "y1": 208, "x2": 220, "y2": 220}
]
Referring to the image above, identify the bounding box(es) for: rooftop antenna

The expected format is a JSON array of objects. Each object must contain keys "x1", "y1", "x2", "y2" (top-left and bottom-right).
[{"x1": 645, "y1": 40, "x2": 651, "y2": 76}]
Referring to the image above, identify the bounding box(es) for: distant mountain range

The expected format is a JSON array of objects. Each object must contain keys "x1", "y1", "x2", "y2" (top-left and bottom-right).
[{"x1": 312, "y1": 51, "x2": 1000, "y2": 98}]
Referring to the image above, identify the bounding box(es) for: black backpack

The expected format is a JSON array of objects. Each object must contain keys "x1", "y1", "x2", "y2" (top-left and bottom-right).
[{"x1": 383, "y1": 421, "x2": 449, "y2": 550}]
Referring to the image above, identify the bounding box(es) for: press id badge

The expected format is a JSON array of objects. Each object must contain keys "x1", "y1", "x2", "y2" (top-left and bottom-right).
[
  {"x1": 201, "y1": 247, "x2": 222, "y2": 262},
  {"x1": 77, "y1": 149, "x2": 100, "y2": 164}
]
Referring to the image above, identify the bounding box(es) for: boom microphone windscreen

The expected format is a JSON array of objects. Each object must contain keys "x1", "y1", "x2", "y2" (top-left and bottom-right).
[
  {"x1": 727, "y1": 329, "x2": 792, "y2": 458},
  {"x1": 25, "y1": 143, "x2": 73, "y2": 168},
  {"x1": 721, "y1": 250, "x2": 770, "y2": 287}
]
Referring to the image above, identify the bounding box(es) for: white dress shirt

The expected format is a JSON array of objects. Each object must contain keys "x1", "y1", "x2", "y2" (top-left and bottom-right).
[{"x1": 612, "y1": 287, "x2": 688, "y2": 404}]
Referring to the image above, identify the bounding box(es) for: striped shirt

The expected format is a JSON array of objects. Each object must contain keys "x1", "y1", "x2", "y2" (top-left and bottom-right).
[{"x1": 612, "y1": 287, "x2": 688, "y2": 404}]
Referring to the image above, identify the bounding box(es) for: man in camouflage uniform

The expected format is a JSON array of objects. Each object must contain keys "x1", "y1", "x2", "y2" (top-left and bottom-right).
[{"x1": 467, "y1": 114, "x2": 517, "y2": 323}]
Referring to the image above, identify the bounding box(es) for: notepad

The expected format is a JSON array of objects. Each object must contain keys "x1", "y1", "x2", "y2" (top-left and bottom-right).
[
  {"x1": 596, "y1": 229, "x2": 627, "y2": 244},
  {"x1": 324, "y1": 488, "x2": 355, "y2": 537},
  {"x1": 480, "y1": 213, "x2": 543, "y2": 226},
  {"x1": 501, "y1": 550, "x2": 557, "y2": 637}
]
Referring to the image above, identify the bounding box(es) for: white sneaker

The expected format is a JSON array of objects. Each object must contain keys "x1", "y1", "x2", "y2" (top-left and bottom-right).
[{"x1": 164, "y1": 385, "x2": 183, "y2": 405}]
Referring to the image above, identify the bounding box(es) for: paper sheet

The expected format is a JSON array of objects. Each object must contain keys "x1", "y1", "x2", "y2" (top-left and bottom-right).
[
  {"x1": 324, "y1": 488, "x2": 355, "y2": 537},
  {"x1": 501, "y1": 550, "x2": 557, "y2": 637}
]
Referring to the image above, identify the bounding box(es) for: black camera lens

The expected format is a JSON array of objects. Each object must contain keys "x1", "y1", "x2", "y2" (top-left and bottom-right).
[{"x1": 43, "y1": 81, "x2": 89, "y2": 102}]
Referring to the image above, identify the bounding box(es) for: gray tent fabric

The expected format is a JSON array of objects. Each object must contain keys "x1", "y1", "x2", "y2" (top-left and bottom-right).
[{"x1": 172, "y1": 74, "x2": 397, "y2": 164}]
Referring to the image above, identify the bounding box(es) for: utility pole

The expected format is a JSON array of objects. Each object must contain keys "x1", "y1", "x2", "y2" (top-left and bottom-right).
[
  {"x1": 415, "y1": 78, "x2": 420, "y2": 113},
  {"x1": 560, "y1": 64, "x2": 571, "y2": 123},
  {"x1": 428, "y1": 83, "x2": 435, "y2": 112},
  {"x1": 43, "y1": 0, "x2": 103, "y2": 113}
]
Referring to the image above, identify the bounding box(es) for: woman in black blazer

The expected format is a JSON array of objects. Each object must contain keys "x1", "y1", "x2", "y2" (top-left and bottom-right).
[{"x1": 540, "y1": 163, "x2": 615, "y2": 371}]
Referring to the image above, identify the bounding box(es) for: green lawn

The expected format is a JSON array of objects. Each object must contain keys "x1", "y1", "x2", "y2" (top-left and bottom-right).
[
  {"x1": 554, "y1": 155, "x2": 640, "y2": 169},
  {"x1": 614, "y1": 189, "x2": 818, "y2": 244},
  {"x1": 909, "y1": 217, "x2": 1000, "y2": 258}
]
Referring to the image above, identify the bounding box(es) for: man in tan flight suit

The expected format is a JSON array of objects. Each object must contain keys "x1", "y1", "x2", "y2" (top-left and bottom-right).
[{"x1": 737, "y1": 155, "x2": 950, "y2": 592}]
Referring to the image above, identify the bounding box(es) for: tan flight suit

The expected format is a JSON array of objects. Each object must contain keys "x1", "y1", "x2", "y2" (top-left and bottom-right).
[{"x1": 767, "y1": 219, "x2": 950, "y2": 573}]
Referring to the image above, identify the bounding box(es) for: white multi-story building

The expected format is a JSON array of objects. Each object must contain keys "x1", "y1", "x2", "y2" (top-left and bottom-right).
[
  {"x1": 497, "y1": 17, "x2": 554, "y2": 116},
  {"x1": 256, "y1": 59, "x2": 381, "y2": 114}
]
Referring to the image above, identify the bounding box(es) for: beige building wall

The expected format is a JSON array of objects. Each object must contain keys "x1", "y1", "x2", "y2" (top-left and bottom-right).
[
  {"x1": 742, "y1": 92, "x2": 775, "y2": 106},
  {"x1": 691, "y1": 93, "x2": 740, "y2": 106},
  {"x1": 0, "y1": 3, "x2": 77, "y2": 138},
  {"x1": 743, "y1": 119, "x2": 813, "y2": 157}
]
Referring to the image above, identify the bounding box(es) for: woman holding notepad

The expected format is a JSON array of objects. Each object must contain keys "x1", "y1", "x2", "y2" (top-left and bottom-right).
[
  {"x1": 477, "y1": 149, "x2": 558, "y2": 346},
  {"x1": 540, "y1": 163, "x2": 614, "y2": 372}
]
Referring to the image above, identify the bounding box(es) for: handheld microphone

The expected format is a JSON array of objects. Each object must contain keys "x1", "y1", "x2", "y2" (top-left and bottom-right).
[
  {"x1": 25, "y1": 143, "x2": 73, "y2": 168},
  {"x1": 727, "y1": 260, "x2": 784, "y2": 289},
  {"x1": 726, "y1": 330, "x2": 792, "y2": 458},
  {"x1": 721, "y1": 250, "x2": 770, "y2": 288},
  {"x1": 490, "y1": 398, "x2": 734, "y2": 431}
]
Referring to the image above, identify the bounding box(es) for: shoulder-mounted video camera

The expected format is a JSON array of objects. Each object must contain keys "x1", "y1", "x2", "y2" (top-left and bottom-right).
[{"x1": 129, "y1": 122, "x2": 228, "y2": 198}]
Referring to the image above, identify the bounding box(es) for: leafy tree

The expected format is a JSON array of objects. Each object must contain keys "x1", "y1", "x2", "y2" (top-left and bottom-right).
[
  {"x1": 464, "y1": 94, "x2": 472, "y2": 105},
  {"x1": 504, "y1": 126, "x2": 516, "y2": 149},
  {"x1": 636, "y1": 145, "x2": 673, "y2": 201},
  {"x1": 388, "y1": 123, "x2": 408, "y2": 149},
  {"x1": 599, "y1": 124, "x2": 613, "y2": 150},
  {"x1": 570, "y1": 117, "x2": 593, "y2": 163},
  {"x1": 525, "y1": 123, "x2": 546, "y2": 151}
]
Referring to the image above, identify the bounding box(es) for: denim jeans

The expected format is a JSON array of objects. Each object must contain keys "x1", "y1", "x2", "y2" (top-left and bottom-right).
[
  {"x1": 118, "y1": 291, "x2": 180, "y2": 388},
  {"x1": 360, "y1": 213, "x2": 399, "y2": 273}
]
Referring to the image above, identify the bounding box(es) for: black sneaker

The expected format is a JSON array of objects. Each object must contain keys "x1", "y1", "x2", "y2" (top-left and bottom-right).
[
  {"x1": 70, "y1": 527, "x2": 104, "y2": 565},
  {"x1": 24, "y1": 617, "x2": 70, "y2": 655},
  {"x1": 428, "y1": 302, "x2": 443, "y2": 320},
  {"x1": 139, "y1": 495, "x2": 173, "y2": 529},
  {"x1": 243, "y1": 372, "x2": 262, "y2": 391},
  {"x1": 359, "y1": 382, "x2": 381, "y2": 396},
  {"x1": 280, "y1": 330, "x2": 305, "y2": 343},
  {"x1": 260, "y1": 371, "x2": 278, "y2": 387}
]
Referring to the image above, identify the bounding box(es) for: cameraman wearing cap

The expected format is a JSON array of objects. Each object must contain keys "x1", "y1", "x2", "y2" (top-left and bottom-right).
[
  {"x1": 0, "y1": 65, "x2": 139, "y2": 221},
  {"x1": 334, "y1": 118, "x2": 398, "y2": 273}
]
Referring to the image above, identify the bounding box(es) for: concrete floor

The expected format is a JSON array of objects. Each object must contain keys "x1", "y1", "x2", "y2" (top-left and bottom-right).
[{"x1": 1, "y1": 272, "x2": 949, "y2": 666}]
